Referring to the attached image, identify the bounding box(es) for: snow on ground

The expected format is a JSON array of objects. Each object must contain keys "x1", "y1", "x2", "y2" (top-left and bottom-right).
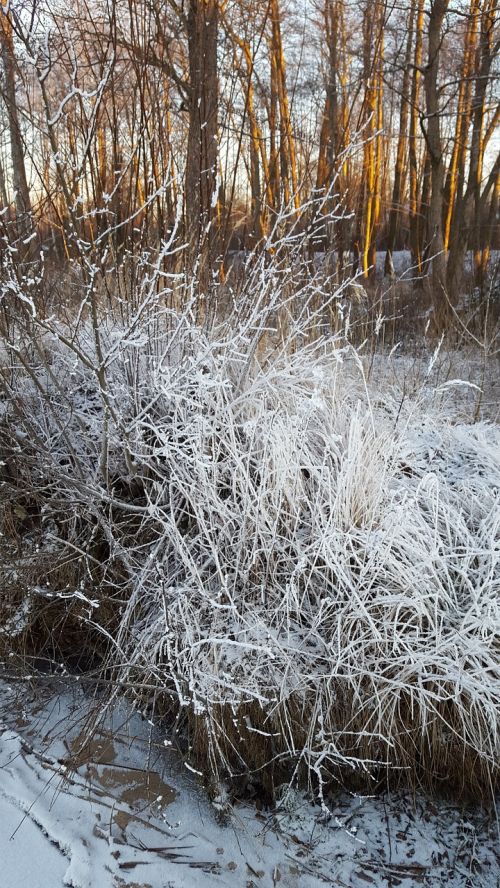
[
  {"x1": 363, "y1": 347, "x2": 500, "y2": 422},
  {"x1": 0, "y1": 673, "x2": 498, "y2": 888}
]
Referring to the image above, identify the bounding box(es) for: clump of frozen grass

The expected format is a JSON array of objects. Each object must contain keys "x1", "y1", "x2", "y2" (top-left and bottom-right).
[
  {"x1": 0, "y1": 263, "x2": 499, "y2": 803},
  {"x1": 115, "y1": 341, "x2": 499, "y2": 800}
]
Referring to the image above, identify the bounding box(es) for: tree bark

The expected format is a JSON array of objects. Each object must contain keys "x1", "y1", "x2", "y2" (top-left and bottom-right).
[
  {"x1": 269, "y1": 0, "x2": 299, "y2": 211},
  {"x1": 185, "y1": 0, "x2": 219, "y2": 289},
  {"x1": 385, "y1": 4, "x2": 415, "y2": 276},
  {"x1": 422, "y1": 0, "x2": 449, "y2": 308},
  {"x1": 0, "y1": 7, "x2": 32, "y2": 233},
  {"x1": 358, "y1": 0, "x2": 384, "y2": 278},
  {"x1": 446, "y1": 0, "x2": 498, "y2": 297},
  {"x1": 443, "y1": 0, "x2": 479, "y2": 252},
  {"x1": 316, "y1": 0, "x2": 350, "y2": 272},
  {"x1": 409, "y1": 0, "x2": 425, "y2": 272}
]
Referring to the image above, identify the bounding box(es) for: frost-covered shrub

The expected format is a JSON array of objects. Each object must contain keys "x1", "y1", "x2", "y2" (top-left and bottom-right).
[{"x1": 0, "y1": 264, "x2": 499, "y2": 803}]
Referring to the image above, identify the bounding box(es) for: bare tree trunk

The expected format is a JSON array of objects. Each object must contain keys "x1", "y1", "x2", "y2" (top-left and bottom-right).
[
  {"x1": 244, "y1": 52, "x2": 265, "y2": 244},
  {"x1": 385, "y1": 3, "x2": 415, "y2": 276},
  {"x1": 476, "y1": 167, "x2": 499, "y2": 285},
  {"x1": 423, "y1": 0, "x2": 449, "y2": 309},
  {"x1": 316, "y1": 0, "x2": 341, "y2": 192},
  {"x1": 0, "y1": 7, "x2": 32, "y2": 234},
  {"x1": 228, "y1": 32, "x2": 269, "y2": 244},
  {"x1": 443, "y1": 0, "x2": 478, "y2": 251},
  {"x1": 0, "y1": 156, "x2": 8, "y2": 207},
  {"x1": 447, "y1": 0, "x2": 498, "y2": 297},
  {"x1": 359, "y1": 0, "x2": 384, "y2": 278},
  {"x1": 185, "y1": 0, "x2": 219, "y2": 289},
  {"x1": 409, "y1": 0, "x2": 425, "y2": 272},
  {"x1": 316, "y1": 0, "x2": 350, "y2": 273},
  {"x1": 95, "y1": 123, "x2": 107, "y2": 237},
  {"x1": 269, "y1": 0, "x2": 299, "y2": 211},
  {"x1": 316, "y1": 96, "x2": 331, "y2": 196},
  {"x1": 267, "y1": 39, "x2": 280, "y2": 215}
]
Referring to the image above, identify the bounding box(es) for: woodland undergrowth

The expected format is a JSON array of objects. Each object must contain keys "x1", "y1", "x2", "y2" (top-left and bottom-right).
[{"x1": 0, "y1": 242, "x2": 499, "y2": 807}]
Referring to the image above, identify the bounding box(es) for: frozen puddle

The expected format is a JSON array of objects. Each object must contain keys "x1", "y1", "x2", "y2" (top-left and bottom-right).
[
  {"x1": 0, "y1": 673, "x2": 499, "y2": 888},
  {"x1": 69, "y1": 727, "x2": 177, "y2": 810}
]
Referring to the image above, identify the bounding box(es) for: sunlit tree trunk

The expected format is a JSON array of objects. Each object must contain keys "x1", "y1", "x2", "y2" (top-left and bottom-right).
[
  {"x1": 359, "y1": 0, "x2": 384, "y2": 278},
  {"x1": 269, "y1": 0, "x2": 299, "y2": 211}
]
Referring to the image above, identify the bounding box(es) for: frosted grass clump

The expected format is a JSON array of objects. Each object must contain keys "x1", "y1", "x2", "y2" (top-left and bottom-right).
[{"x1": 1, "y1": 293, "x2": 499, "y2": 803}]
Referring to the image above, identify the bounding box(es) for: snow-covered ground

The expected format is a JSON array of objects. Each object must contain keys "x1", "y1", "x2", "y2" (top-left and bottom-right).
[
  {"x1": 0, "y1": 673, "x2": 498, "y2": 888},
  {"x1": 363, "y1": 347, "x2": 500, "y2": 422}
]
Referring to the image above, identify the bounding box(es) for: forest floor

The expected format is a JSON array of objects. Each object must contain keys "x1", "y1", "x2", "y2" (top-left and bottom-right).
[
  {"x1": 1, "y1": 315, "x2": 499, "y2": 887},
  {"x1": 0, "y1": 671, "x2": 499, "y2": 888}
]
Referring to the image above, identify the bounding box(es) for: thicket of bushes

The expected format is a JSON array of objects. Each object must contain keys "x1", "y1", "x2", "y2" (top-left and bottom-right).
[{"x1": 0, "y1": 245, "x2": 499, "y2": 808}]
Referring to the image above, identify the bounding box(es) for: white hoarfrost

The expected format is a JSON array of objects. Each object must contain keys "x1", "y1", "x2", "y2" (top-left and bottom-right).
[
  {"x1": 0, "y1": 674, "x2": 498, "y2": 888},
  {"x1": 1, "y1": 290, "x2": 499, "y2": 799}
]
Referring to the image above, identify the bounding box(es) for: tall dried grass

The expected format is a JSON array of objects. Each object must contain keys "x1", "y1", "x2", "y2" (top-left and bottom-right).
[{"x1": 0, "y1": 246, "x2": 499, "y2": 805}]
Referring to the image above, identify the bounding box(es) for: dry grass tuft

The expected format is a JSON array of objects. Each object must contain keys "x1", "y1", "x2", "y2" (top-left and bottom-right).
[{"x1": 0, "y1": 255, "x2": 499, "y2": 806}]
